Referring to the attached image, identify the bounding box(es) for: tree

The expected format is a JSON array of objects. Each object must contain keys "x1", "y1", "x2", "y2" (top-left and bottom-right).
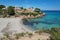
[
  {"x1": 0, "y1": 5, "x2": 5, "y2": 9},
  {"x1": 34, "y1": 8, "x2": 40, "y2": 13},
  {"x1": 0, "y1": 5, "x2": 6, "y2": 15},
  {"x1": 0, "y1": 9, "x2": 3, "y2": 14},
  {"x1": 20, "y1": 7, "x2": 24, "y2": 9},
  {"x1": 7, "y1": 6, "x2": 15, "y2": 16}
]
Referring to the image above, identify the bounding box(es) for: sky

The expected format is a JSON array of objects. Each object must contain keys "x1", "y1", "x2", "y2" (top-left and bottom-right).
[{"x1": 0, "y1": 0, "x2": 60, "y2": 10}]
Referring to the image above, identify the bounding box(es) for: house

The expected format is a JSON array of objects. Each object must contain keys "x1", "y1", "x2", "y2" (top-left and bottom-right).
[{"x1": 15, "y1": 7, "x2": 23, "y2": 13}]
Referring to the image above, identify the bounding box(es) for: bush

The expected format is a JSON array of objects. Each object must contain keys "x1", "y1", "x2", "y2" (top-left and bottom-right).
[
  {"x1": 3, "y1": 33, "x2": 9, "y2": 38},
  {"x1": 48, "y1": 28, "x2": 60, "y2": 40},
  {"x1": 7, "y1": 6, "x2": 15, "y2": 16},
  {"x1": 28, "y1": 33, "x2": 33, "y2": 38}
]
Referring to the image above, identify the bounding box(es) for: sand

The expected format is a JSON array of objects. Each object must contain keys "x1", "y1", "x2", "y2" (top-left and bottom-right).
[
  {"x1": 0, "y1": 17, "x2": 33, "y2": 36},
  {"x1": 0, "y1": 17, "x2": 50, "y2": 40}
]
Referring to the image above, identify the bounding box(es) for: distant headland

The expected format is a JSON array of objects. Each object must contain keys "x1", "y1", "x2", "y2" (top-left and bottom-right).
[{"x1": 0, "y1": 5, "x2": 45, "y2": 19}]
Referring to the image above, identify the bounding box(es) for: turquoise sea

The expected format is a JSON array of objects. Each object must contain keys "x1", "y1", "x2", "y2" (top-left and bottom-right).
[{"x1": 24, "y1": 11, "x2": 60, "y2": 30}]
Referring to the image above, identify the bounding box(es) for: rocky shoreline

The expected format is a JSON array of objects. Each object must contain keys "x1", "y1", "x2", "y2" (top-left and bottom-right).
[{"x1": 22, "y1": 13, "x2": 45, "y2": 19}]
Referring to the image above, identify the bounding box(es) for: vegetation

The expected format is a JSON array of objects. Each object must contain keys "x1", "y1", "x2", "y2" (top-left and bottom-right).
[
  {"x1": 28, "y1": 32, "x2": 33, "y2": 38},
  {"x1": 38, "y1": 39, "x2": 40, "y2": 40},
  {"x1": 0, "y1": 4, "x2": 44, "y2": 18},
  {"x1": 21, "y1": 12, "x2": 42, "y2": 17},
  {"x1": 3, "y1": 33, "x2": 9, "y2": 38},
  {"x1": 0, "y1": 5, "x2": 6, "y2": 15},
  {"x1": 49, "y1": 28, "x2": 60, "y2": 40},
  {"x1": 0, "y1": 9, "x2": 2, "y2": 12},
  {"x1": 22, "y1": 8, "x2": 41, "y2": 14},
  {"x1": 7, "y1": 6, "x2": 15, "y2": 16},
  {"x1": 20, "y1": 7, "x2": 24, "y2": 9},
  {"x1": 0, "y1": 5, "x2": 5, "y2": 9},
  {"x1": 0, "y1": 5, "x2": 15, "y2": 17},
  {"x1": 15, "y1": 32, "x2": 25, "y2": 39},
  {"x1": 1, "y1": 27, "x2": 60, "y2": 40},
  {"x1": 34, "y1": 8, "x2": 41, "y2": 13},
  {"x1": 15, "y1": 34, "x2": 20, "y2": 40},
  {"x1": 35, "y1": 27, "x2": 60, "y2": 40}
]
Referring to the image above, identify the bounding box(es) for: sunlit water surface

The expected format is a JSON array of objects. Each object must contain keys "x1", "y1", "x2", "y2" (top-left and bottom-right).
[{"x1": 24, "y1": 11, "x2": 60, "y2": 30}]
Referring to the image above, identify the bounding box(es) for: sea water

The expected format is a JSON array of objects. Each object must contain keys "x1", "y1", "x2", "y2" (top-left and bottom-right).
[{"x1": 24, "y1": 11, "x2": 60, "y2": 30}]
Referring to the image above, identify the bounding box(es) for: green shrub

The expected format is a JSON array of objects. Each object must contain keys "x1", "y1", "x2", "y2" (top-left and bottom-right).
[
  {"x1": 3, "y1": 33, "x2": 9, "y2": 38},
  {"x1": 28, "y1": 33, "x2": 33, "y2": 38}
]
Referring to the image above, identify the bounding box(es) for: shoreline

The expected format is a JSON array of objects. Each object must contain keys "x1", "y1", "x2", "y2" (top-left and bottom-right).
[{"x1": 0, "y1": 17, "x2": 34, "y2": 35}]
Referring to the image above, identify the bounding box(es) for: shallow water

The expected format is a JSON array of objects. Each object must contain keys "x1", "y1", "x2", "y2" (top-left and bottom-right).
[{"x1": 24, "y1": 11, "x2": 60, "y2": 30}]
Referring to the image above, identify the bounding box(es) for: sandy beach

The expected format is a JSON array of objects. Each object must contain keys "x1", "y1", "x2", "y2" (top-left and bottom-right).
[
  {"x1": 0, "y1": 17, "x2": 51, "y2": 40},
  {"x1": 0, "y1": 17, "x2": 33, "y2": 35}
]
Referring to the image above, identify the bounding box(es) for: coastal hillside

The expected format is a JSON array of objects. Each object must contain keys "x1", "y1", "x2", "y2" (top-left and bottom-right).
[{"x1": 0, "y1": 5, "x2": 45, "y2": 18}]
